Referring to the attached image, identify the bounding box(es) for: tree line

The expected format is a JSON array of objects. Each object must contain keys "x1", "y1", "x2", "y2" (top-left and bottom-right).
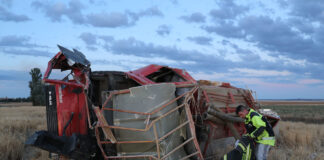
[
  {"x1": 0, "y1": 97, "x2": 31, "y2": 103},
  {"x1": 29, "y1": 68, "x2": 45, "y2": 106}
]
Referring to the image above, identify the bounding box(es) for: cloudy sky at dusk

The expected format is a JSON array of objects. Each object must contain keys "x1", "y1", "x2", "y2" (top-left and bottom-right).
[{"x1": 1, "y1": 0, "x2": 324, "y2": 99}]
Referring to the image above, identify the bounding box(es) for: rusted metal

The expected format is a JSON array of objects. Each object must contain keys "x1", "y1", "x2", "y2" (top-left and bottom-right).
[
  {"x1": 184, "y1": 104, "x2": 204, "y2": 159},
  {"x1": 107, "y1": 155, "x2": 158, "y2": 159},
  {"x1": 94, "y1": 127, "x2": 108, "y2": 160},
  {"x1": 153, "y1": 124, "x2": 161, "y2": 159},
  {"x1": 99, "y1": 140, "x2": 154, "y2": 144},
  {"x1": 180, "y1": 151, "x2": 200, "y2": 160},
  {"x1": 202, "y1": 90, "x2": 210, "y2": 103}
]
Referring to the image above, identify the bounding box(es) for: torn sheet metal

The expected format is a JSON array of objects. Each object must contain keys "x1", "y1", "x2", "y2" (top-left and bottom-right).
[{"x1": 57, "y1": 45, "x2": 90, "y2": 67}]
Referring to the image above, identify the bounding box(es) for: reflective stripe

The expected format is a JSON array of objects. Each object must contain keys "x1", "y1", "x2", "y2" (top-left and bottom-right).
[
  {"x1": 262, "y1": 137, "x2": 275, "y2": 140},
  {"x1": 238, "y1": 143, "x2": 246, "y2": 151},
  {"x1": 224, "y1": 154, "x2": 227, "y2": 160},
  {"x1": 245, "y1": 144, "x2": 250, "y2": 160}
]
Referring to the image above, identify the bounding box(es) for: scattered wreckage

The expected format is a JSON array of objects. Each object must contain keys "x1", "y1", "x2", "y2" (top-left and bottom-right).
[{"x1": 26, "y1": 46, "x2": 280, "y2": 159}]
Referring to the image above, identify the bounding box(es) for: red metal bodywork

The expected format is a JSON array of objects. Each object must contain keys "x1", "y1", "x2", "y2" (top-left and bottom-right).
[
  {"x1": 43, "y1": 51, "x2": 89, "y2": 136},
  {"x1": 126, "y1": 64, "x2": 197, "y2": 85}
]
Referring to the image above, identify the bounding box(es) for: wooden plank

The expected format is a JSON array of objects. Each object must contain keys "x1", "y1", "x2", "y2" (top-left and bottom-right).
[{"x1": 93, "y1": 107, "x2": 117, "y2": 143}]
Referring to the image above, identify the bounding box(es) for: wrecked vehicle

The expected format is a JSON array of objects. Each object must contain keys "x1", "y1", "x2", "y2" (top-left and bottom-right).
[{"x1": 26, "y1": 46, "x2": 280, "y2": 159}]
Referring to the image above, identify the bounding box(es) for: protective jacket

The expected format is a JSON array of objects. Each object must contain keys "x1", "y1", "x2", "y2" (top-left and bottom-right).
[
  {"x1": 245, "y1": 109, "x2": 275, "y2": 146},
  {"x1": 223, "y1": 136, "x2": 255, "y2": 160}
]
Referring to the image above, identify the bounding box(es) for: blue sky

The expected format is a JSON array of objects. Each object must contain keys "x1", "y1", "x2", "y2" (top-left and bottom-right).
[{"x1": 1, "y1": 0, "x2": 324, "y2": 99}]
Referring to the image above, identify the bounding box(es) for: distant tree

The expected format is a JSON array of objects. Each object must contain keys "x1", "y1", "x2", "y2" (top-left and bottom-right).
[{"x1": 29, "y1": 68, "x2": 45, "y2": 106}]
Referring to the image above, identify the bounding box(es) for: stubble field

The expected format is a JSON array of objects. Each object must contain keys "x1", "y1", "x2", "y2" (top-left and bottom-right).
[
  {"x1": 260, "y1": 100, "x2": 324, "y2": 160},
  {"x1": 260, "y1": 100, "x2": 324, "y2": 124},
  {"x1": 0, "y1": 103, "x2": 48, "y2": 160},
  {"x1": 0, "y1": 101, "x2": 324, "y2": 160}
]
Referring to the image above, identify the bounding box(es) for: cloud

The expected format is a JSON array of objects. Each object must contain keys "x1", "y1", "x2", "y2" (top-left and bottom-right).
[
  {"x1": 180, "y1": 12, "x2": 205, "y2": 23},
  {"x1": 220, "y1": 40, "x2": 261, "y2": 62},
  {"x1": 86, "y1": 12, "x2": 129, "y2": 28},
  {"x1": 0, "y1": 35, "x2": 50, "y2": 57},
  {"x1": 229, "y1": 68, "x2": 292, "y2": 77},
  {"x1": 79, "y1": 32, "x2": 99, "y2": 50},
  {"x1": 0, "y1": 35, "x2": 30, "y2": 47},
  {"x1": 32, "y1": 1, "x2": 163, "y2": 28},
  {"x1": 128, "y1": 6, "x2": 163, "y2": 20},
  {"x1": 239, "y1": 16, "x2": 324, "y2": 63},
  {"x1": 99, "y1": 36, "x2": 235, "y2": 72},
  {"x1": 231, "y1": 77, "x2": 298, "y2": 88},
  {"x1": 202, "y1": 21, "x2": 245, "y2": 38},
  {"x1": 191, "y1": 71, "x2": 228, "y2": 81},
  {"x1": 203, "y1": 14, "x2": 324, "y2": 65},
  {"x1": 79, "y1": 32, "x2": 97, "y2": 45},
  {"x1": 288, "y1": 0, "x2": 324, "y2": 23},
  {"x1": 0, "y1": 6, "x2": 31, "y2": 22},
  {"x1": 103, "y1": 37, "x2": 198, "y2": 61},
  {"x1": 209, "y1": 0, "x2": 249, "y2": 20},
  {"x1": 77, "y1": 32, "x2": 324, "y2": 84},
  {"x1": 88, "y1": 6, "x2": 163, "y2": 27},
  {"x1": 156, "y1": 25, "x2": 171, "y2": 36},
  {"x1": 297, "y1": 79, "x2": 323, "y2": 85},
  {"x1": 1, "y1": 48, "x2": 52, "y2": 57},
  {"x1": 187, "y1": 36, "x2": 212, "y2": 46},
  {"x1": 0, "y1": 35, "x2": 46, "y2": 48},
  {"x1": 32, "y1": 0, "x2": 85, "y2": 24}
]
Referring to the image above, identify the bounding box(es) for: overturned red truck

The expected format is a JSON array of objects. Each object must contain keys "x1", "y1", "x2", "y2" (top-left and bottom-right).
[{"x1": 26, "y1": 46, "x2": 280, "y2": 160}]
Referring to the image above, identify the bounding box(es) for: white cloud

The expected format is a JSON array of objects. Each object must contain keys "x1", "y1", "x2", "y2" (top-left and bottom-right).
[
  {"x1": 191, "y1": 71, "x2": 229, "y2": 81},
  {"x1": 278, "y1": 55, "x2": 307, "y2": 67}
]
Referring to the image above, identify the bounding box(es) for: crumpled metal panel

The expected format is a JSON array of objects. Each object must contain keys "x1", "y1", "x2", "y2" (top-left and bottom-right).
[
  {"x1": 57, "y1": 45, "x2": 90, "y2": 66},
  {"x1": 105, "y1": 83, "x2": 187, "y2": 159}
]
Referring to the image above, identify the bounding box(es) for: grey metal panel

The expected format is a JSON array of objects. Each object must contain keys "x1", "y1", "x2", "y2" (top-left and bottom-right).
[{"x1": 105, "y1": 83, "x2": 187, "y2": 159}]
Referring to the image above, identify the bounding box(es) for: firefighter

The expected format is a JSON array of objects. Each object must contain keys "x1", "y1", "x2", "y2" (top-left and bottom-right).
[
  {"x1": 222, "y1": 135, "x2": 255, "y2": 160},
  {"x1": 236, "y1": 105, "x2": 275, "y2": 160}
]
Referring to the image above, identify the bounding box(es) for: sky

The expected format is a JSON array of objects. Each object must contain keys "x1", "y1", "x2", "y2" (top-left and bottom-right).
[{"x1": 0, "y1": 0, "x2": 324, "y2": 99}]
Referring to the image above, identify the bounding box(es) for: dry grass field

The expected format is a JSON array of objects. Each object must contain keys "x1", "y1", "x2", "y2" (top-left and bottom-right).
[
  {"x1": 268, "y1": 121, "x2": 324, "y2": 160},
  {"x1": 0, "y1": 103, "x2": 49, "y2": 160},
  {"x1": 1, "y1": 102, "x2": 324, "y2": 160}
]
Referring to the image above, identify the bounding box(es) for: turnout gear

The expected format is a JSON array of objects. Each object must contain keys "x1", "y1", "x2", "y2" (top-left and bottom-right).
[
  {"x1": 245, "y1": 109, "x2": 275, "y2": 146},
  {"x1": 223, "y1": 135, "x2": 255, "y2": 160}
]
